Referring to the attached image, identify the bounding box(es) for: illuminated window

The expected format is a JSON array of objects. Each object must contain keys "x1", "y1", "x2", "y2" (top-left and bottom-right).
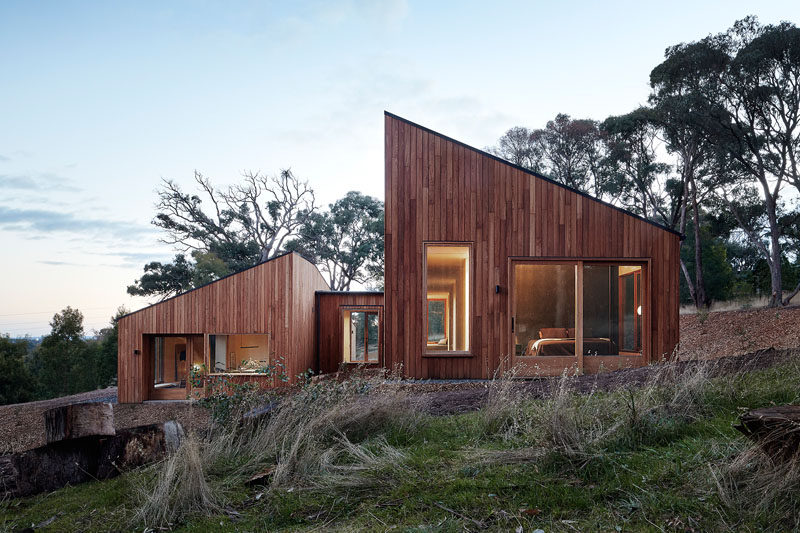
[
  {"x1": 425, "y1": 244, "x2": 470, "y2": 353},
  {"x1": 208, "y1": 334, "x2": 271, "y2": 373},
  {"x1": 582, "y1": 264, "x2": 643, "y2": 355},
  {"x1": 343, "y1": 310, "x2": 380, "y2": 363}
]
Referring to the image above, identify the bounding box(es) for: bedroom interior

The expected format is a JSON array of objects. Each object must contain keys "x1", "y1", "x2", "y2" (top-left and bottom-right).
[{"x1": 512, "y1": 262, "x2": 644, "y2": 358}]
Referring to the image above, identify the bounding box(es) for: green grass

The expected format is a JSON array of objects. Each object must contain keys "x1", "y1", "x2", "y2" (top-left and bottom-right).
[{"x1": 3, "y1": 360, "x2": 800, "y2": 532}]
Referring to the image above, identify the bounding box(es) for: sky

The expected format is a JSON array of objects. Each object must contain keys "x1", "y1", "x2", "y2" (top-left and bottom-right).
[{"x1": 1, "y1": 0, "x2": 797, "y2": 337}]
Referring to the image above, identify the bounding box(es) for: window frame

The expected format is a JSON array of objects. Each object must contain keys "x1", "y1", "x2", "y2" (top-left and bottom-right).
[
  {"x1": 206, "y1": 332, "x2": 272, "y2": 376},
  {"x1": 340, "y1": 305, "x2": 383, "y2": 365},
  {"x1": 422, "y1": 242, "x2": 473, "y2": 357},
  {"x1": 508, "y1": 257, "x2": 650, "y2": 370}
]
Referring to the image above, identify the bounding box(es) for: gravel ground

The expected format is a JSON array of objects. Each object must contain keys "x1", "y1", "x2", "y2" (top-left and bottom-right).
[
  {"x1": 415, "y1": 347, "x2": 798, "y2": 415},
  {"x1": 2, "y1": 305, "x2": 799, "y2": 453},
  {"x1": 679, "y1": 305, "x2": 800, "y2": 359}
]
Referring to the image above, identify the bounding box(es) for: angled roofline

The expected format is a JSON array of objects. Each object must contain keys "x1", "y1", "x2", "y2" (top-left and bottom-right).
[
  {"x1": 117, "y1": 251, "x2": 327, "y2": 321},
  {"x1": 384, "y1": 111, "x2": 683, "y2": 238}
]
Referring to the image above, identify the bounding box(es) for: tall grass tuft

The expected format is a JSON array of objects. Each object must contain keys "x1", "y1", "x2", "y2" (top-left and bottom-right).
[
  {"x1": 134, "y1": 432, "x2": 219, "y2": 526},
  {"x1": 134, "y1": 374, "x2": 422, "y2": 528}
]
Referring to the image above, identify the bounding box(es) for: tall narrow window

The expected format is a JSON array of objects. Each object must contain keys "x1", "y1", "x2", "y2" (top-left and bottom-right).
[
  {"x1": 425, "y1": 244, "x2": 470, "y2": 353},
  {"x1": 343, "y1": 310, "x2": 380, "y2": 363}
]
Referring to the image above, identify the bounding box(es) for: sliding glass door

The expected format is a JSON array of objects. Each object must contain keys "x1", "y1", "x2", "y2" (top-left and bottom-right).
[{"x1": 511, "y1": 260, "x2": 646, "y2": 371}]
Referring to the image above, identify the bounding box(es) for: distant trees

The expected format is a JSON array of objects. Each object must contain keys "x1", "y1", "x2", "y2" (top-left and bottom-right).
[
  {"x1": 0, "y1": 335, "x2": 35, "y2": 405},
  {"x1": 0, "y1": 306, "x2": 127, "y2": 404},
  {"x1": 489, "y1": 15, "x2": 800, "y2": 309},
  {"x1": 130, "y1": 169, "x2": 386, "y2": 299}
]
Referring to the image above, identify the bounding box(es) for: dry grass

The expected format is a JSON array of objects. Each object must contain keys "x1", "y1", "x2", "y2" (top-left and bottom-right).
[
  {"x1": 712, "y1": 443, "x2": 800, "y2": 528},
  {"x1": 478, "y1": 357, "x2": 716, "y2": 464},
  {"x1": 679, "y1": 295, "x2": 772, "y2": 315},
  {"x1": 134, "y1": 375, "x2": 422, "y2": 528},
  {"x1": 134, "y1": 433, "x2": 219, "y2": 526}
]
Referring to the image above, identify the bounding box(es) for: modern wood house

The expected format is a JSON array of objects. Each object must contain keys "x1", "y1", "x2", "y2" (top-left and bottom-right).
[
  {"x1": 117, "y1": 112, "x2": 680, "y2": 403},
  {"x1": 383, "y1": 112, "x2": 680, "y2": 379}
]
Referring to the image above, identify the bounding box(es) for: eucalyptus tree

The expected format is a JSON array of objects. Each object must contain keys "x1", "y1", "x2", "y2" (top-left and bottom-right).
[
  {"x1": 286, "y1": 191, "x2": 384, "y2": 291},
  {"x1": 490, "y1": 114, "x2": 614, "y2": 201},
  {"x1": 488, "y1": 126, "x2": 539, "y2": 169},
  {"x1": 128, "y1": 169, "x2": 316, "y2": 299},
  {"x1": 651, "y1": 17, "x2": 800, "y2": 306},
  {"x1": 649, "y1": 65, "x2": 722, "y2": 308}
]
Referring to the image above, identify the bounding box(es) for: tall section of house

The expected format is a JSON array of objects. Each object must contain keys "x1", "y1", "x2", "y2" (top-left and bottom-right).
[{"x1": 383, "y1": 111, "x2": 680, "y2": 379}]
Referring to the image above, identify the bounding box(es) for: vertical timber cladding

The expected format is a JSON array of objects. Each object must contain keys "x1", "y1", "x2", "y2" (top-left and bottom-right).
[
  {"x1": 117, "y1": 252, "x2": 330, "y2": 403},
  {"x1": 383, "y1": 112, "x2": 681, "y2": 379},
  {"x1": 316, "y1": 292, "x2": 385, "y2": 375}
]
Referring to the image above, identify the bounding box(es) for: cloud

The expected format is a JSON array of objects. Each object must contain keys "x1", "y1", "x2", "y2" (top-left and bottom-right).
[
  {"x1": 38, "y1": 260, "x2": 83, "y2": 266},
  {"x1": 0, "y1": 154, "x2": 9, "y2": 162},
  {"x1": 88, "y1": 250, "x2": 174, "y2": 268},
  {"x1": 0, "y1": 172, "x2": 82, "y2": 192},
  {"x1": 0, "y1": 205, "x2": 154, "y2": 241}
]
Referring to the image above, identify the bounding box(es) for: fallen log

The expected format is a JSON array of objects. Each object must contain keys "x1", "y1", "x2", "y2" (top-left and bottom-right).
[
  {"x1": 44, "y1": 402, "x2": 115, "y2": 443},
  {"x1": 0, "y1": 421, "x2": 183, "y2": 499},
  {"x1": 735, "y1": 405, "x2": 800, "y2": 460}
]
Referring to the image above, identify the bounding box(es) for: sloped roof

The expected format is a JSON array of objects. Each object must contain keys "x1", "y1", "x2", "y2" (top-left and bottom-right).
[
  {"x1": 385, "y1": 111, "x2": 682, "y2": 238},
  {"x1": 117, "y1": 251, "x2": 327, "y2": 321}
]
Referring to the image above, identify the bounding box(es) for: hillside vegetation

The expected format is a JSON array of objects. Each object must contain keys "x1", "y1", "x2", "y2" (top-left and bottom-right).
[{"x1": 2, "y1": 349, "x2": 799, "y2": 532}]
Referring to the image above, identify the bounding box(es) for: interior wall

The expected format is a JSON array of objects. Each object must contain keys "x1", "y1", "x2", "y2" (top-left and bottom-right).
[
  {"x1": 226, "y1": 334, "x2": 270, "y2": 369},
  {"x1": 161, "y1": 336, "x2": 187, "y2": 383}
]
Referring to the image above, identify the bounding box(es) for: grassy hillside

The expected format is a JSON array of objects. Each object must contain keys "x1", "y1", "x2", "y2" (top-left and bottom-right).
[{"x1": 3, "y1": 353, "x2": 800, "y2": 532}]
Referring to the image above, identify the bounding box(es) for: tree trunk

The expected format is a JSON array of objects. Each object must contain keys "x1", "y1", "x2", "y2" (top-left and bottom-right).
[
  {"x1": 44, "y1": 402, "x2": 115, "y2": 443},
  {"x1": 680, "y1": 259, "x2": 697, "y2": 306},
  {"x1": 690, "y1": 177, "x2": 709, "y2": 309},
  {"x1": 766, "y1": 195, "x2": 783, "y2": 307},
  {"x1": 735, "y1": 405, "x2": 800, "y2": 461}
]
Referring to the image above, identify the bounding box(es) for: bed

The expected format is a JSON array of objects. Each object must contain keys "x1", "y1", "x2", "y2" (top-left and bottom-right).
[{"x1": 522, "y1": 327, "x2": 618, "y2": 356}]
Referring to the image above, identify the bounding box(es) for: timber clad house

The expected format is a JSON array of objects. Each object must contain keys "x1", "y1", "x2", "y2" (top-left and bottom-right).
[{"x1": 117, "y1": 112, "x2": 680, "y2": 403}]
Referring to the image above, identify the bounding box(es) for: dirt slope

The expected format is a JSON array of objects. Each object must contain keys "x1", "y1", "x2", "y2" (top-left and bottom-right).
[{"x1": 678, "y1": 305, "x2": 800, "y2": 359}]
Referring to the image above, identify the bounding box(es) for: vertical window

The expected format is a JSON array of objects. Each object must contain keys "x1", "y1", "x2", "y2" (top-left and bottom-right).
[
  {"x1": 343, "y1": 310, "x2": 380, "y2": 363},
  {"x1": 151, "y1": 336, "x2": 187, "y2": 389},
  {"x1": 425, "y1": 244, "x2": 470, "y2": 353}
]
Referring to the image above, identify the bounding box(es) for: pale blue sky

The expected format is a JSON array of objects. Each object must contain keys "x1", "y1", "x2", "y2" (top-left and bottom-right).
[{"x1": 1, "y1": 1, "x2": 797, "y2": 336}]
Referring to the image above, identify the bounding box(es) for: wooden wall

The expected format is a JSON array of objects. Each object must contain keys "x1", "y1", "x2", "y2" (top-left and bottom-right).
[
  {"x1": 316, "y1": 292, "x2": 384, "y2": 374},
  {"x1": 383, "y1": 112, "x2": 681, "y2": 379},
  {"x1": 118, "y1": 252, "x2": 329, "y2": 403}
]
